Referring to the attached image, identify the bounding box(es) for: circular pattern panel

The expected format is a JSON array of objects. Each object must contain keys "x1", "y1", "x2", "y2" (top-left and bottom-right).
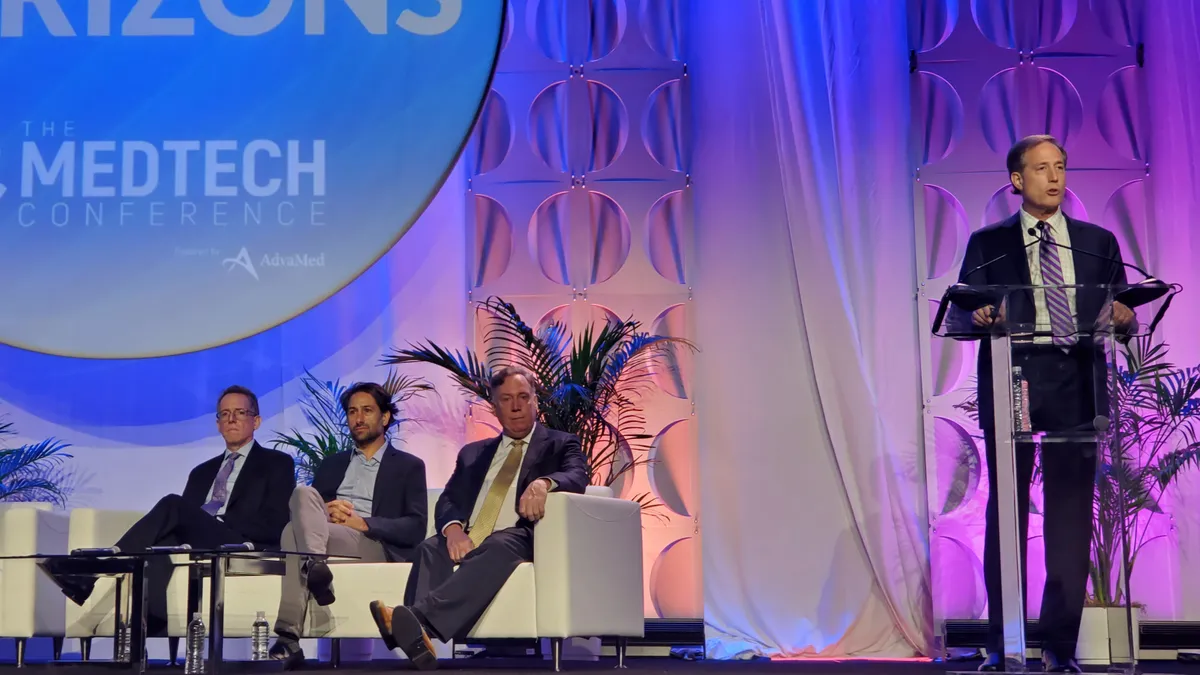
[
  {"x1": 979, "y1": 67, "x2": 1084, "y2": 155},
  {"x1": 587, "y1": 82, "x2": 629, "y2": 172},
  {"x1": 472, "y1": 195, "x2": 513, "y2": 288},
  {"x1": 587, "y1": 192, "x2": 632, "y2": 283},
  {"x1": 529, "y1": 192, "x2": 572, "y2": 285},
  {"x1": 924, "y1": 184, "x2": 968, "y2": 279},
  {"x1": 1091, "y1": 0, "x2": 1144, "y2": 47},
  {"x1": 528, "y1": 0, "x2": 627, "y2": 63},
  {"x1": 1101, "y1": 179, "x2": 1150, "y2": 273},
  {"x1": 529, "y1": 82, "x2": 571, "y2": 173},
  {"x1": 935, "y1": 417, "x2": 982, "y2": 514},
  {"x1": 909, "y1": 0, "x2": 960, "y2": 53},
  {"x1": 972, "y1": 0, "x2": 1078, "y2": 51},
  {"x1": 651, "y1": 304, "x2": 691, "y2": 399},
  {"x1": 649, "y1": 419, "x2": 695, "y2": 517},
  {"x1": 641, "y1": 0, "x2": 684, "y2": 61},
  {"x1": 928, "y1": 299, "x2": 972, "y2": 396},
  {"x1": 650, "y1": 537, "x2": 702, "y2": 618},
  {"x1": 469, "y1": 90, "x2": 513, "y2": 177},
  {"x1": 916, "y1": 72, "x2": 964, "y2": 166},
  {"x1": 647, "y1": 191, "x2": 687, "y2": 284},
  {"x1": 644, "y1": 80, "x2": 686, "y2": 172},
  {"x1": 933, "y1": 534, "x2": 986, "y2": 619},
  {"x1": 1097, "y1": 65, "x2": 1146, "y2": 162}
]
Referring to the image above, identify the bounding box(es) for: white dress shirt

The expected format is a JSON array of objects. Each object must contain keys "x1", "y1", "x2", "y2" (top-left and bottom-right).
[
  {"x1": 1019, "y1": 208, "x2": 1077, "y2": 344},
  {"x1": 443, "y1": 425, "x2": 539, "y2": 536},
  {"x1": 204, "y1": 439, "x2": 254, "y2": 517}
]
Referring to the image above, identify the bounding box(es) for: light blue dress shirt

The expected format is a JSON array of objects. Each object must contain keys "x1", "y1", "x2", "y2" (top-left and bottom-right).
[
  {"x1": 336, "y1": 447, "x2": 384, "y2": 516},
  {"x1": 204, "y1": 439, "x2": 254, "y2": 517}
]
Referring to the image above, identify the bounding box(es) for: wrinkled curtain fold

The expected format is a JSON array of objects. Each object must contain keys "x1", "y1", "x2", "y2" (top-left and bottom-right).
[{"x1": 694, "y1": 0, "x2": 931, "y2": 659}]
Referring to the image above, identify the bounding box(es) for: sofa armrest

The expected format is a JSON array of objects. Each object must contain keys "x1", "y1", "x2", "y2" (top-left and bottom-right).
[
  {"x1": 533, "y1": 493, "x2": 643, "y2": 639},
  {"x1": 0, "y1": 505, "x2": 71, "y2": 637}
]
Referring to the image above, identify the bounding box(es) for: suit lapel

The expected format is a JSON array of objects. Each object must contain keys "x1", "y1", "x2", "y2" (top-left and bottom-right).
[
  {"x1": 370, "y1": 446, "x2": 399, "y2": 517},
  {"x1": 468, "y1": 436, "x2": 503, "y2": 502},
  {"x1": 999, "y1": 214, "x2": 1036, "y2": 316},
  {"x1": 517, "y1": 425, "x2": 548, "y2": 490}
]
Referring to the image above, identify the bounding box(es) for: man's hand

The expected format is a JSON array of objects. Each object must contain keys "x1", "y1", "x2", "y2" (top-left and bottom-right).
[
  {"x1": 972, "y1": 304, "x2": 1005, "y2": 328},
  {"x1": 1113, "y1": 301, "x2": 1135, "y2": 330},
  {"x1": 518, "y1": 478, "x2": 552, "y2": 522},
  {"x1": 443, "y1": 524, "x2": 475, "y2": 563},
  {"x1": 326, "y1": 499, "x2": 353, "y2": 523}
]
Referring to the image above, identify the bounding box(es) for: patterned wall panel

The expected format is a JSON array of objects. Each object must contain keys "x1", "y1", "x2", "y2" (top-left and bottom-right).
[
  {"x1": 464, "y1": 0, "x2": 697, "y2": 618},
  {"x1": 909, "y1": 0, "x2": 1161, "y2": 648}
]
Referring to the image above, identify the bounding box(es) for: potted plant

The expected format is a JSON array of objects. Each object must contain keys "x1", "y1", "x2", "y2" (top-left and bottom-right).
[
  {"x1": 271, "y1": 369, "x2": 433, "y2": 484},
  {"x1": 953, "y1": 338, "x2": 1200, "y2": 663},
  {"x1": 378, "y1": 296, "x2": 696, "y2": 518},
  {"x1": 0, "y1": 417, "x2": 75, "y2": 506},
  {"x1": 1078, "y1": 337, "x2": 1200, "y2": 663}
]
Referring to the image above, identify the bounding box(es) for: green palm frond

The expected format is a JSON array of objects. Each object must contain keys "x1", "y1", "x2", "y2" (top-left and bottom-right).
[
  {"x1": 0, "y1": 435, "x2": 76, "y2": 507},
  {"x1": 381, "y1": 295, "x2": 699, "y2": 520}
]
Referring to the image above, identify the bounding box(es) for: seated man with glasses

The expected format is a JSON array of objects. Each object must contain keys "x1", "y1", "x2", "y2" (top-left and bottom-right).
[{"x1": 39, "y1": 385, "x2": 297, "y2": 636}]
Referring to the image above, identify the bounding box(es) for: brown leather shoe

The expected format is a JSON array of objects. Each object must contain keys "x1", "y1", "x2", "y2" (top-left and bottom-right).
[
  {"x1": 369, "y1": 600, "x2": 398, "y2": 651},
  {"x1": 371, "y1": 602, "x2": 437, "y2": 671}
]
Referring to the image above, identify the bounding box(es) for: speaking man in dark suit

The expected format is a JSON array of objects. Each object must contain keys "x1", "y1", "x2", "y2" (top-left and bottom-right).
[
  {"x1": 39, "y1": 385, "x2": 296, "y2": 636},
  {"x1": 269, "y1": 382, "x2": 428, "y2": 667},
  {"x1": 957, "y1": 135, "x2": 1136, "y2": 673},
  {"x1": 368, "y1": 365, "x2": 588, "y2": 670}
]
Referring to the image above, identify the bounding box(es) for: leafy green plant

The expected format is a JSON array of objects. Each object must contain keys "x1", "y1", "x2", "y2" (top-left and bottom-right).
[
  {"x1": 271, "y1": 369, "x2": 433, "y2": 484},
  {"x1": 952, "y1": 338, "x2": 1200, "y2": 606},
  {"x1": 0, "y1": 418, "x2": 75, "y2": 506},
  {"x1": 1091, "y1": 337, "x2": 1200, "y2": 606},
  {"x1": 379, "y1": 296, "x2": 697, "y2": 520}
]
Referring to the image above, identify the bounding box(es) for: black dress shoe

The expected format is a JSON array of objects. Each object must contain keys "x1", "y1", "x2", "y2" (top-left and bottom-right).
[
  {"x1": 37, "y1": 561, "x2": 97, "y2": 606},
  {"x1": 978, "y1": 652, "x2": 1003, "y2": 672},
  {"x1": 269, "y1": 639, "x2": 305, "y2": 670},
  {"x1": 304, "y1": 560, "x2": 335, "y2": 606},
  {"x1": 1041, "y1": 650, "x2": 1082, "y2": 673}
]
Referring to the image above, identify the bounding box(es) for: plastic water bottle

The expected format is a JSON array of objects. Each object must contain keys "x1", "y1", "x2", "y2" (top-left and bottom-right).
[
  {"x1": 251, "y1": 611, "x2": 270, "y2": 661},
  {"x1": 115, "y1": 620, "x2": 130, "y2": 662},
  {"x1": 184, "y1": 612, "x2": 206, "y2": 675}
]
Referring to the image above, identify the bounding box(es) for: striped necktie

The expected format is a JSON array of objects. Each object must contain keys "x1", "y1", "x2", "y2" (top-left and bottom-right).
[{"x1": 1037, "y1": 221, "x2": 1076, "y2": 348}]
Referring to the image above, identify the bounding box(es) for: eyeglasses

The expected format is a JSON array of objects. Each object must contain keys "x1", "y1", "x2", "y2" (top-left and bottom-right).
[{"x1": 217, "y1": 409, "x2": 256, "y2": 421}]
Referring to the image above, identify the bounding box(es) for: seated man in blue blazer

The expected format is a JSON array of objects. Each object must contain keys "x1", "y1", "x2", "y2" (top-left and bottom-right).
[
  {"x1": 368, "y1": 365, "x2": 588, "y2": 671},
  {"x1": 269, "y1": 382, "x2": 428, "y2": 667}
]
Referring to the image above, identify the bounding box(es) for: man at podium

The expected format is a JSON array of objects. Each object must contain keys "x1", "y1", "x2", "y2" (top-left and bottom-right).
[{"x1": 955, "y1": 135, "x2": 1136, "y2": 673}]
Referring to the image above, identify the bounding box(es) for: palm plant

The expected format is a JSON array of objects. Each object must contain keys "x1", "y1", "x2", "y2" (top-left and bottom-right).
[
  {"x1": 0, "y1": 418, "x2": 75, "y2": 506},
  {"x1": 380, "y1": 296, "x2": 696, "y2": 519},
  {"x1": 1091, "y1": 337, "x2": 1200, "y2": 606},
  {"x1": 271, "y1": 369, "x2": 434, "y2": 484},
  {"x1": 951, "y1": 338, "x2": 1200, "y2": 606}
]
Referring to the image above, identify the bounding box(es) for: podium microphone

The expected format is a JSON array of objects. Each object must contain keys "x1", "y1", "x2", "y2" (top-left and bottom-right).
[{"x1": 1029, "y1": 223, "x2": 1168, "y2": 307}]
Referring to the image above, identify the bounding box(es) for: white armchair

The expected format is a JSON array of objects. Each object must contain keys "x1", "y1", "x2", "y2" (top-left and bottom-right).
[
  {"x1": 59, "y1": 487, "x2": 645, "y2": 670},
  {"x1": 0, "y1": 504, "x2": 70, "y2": 666}
]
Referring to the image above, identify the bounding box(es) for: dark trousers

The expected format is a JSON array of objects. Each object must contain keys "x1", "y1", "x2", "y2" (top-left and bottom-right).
[
  {"x1": 982, "y1": 344, "x2": 1100, "y2": 658},
  {"x1": 404, "y1": 527, "x2": 533, "y2": 642},
  {"x1": 116, "y1": 494, "x2": 243, "y2": 635}
]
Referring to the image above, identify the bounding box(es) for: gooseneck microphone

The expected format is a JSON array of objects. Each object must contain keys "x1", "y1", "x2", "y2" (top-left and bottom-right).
[{"x1": 1028, "y1": 221, "x2": 1170, "y2": 309}]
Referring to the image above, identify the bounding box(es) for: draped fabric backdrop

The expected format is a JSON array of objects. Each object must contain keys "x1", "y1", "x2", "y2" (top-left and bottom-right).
[{"x1": 693, "y1": 0, "x2": 930, "y2": 659}]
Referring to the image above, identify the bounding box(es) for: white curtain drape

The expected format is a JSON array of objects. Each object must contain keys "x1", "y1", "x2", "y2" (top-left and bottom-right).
[{"x1": 692, "y1": 0, "x2": 931, "y2": 658}]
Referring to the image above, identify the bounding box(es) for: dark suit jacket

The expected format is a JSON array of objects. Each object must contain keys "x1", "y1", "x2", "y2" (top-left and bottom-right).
[
  {"x1": 956, "y1": 212, "x2": 1131, "y2": 429},
  {"x1": 434, "y1": 425, "x2": 589, "y2": 536},
  {"x1": 180, "y1": 441, "x2": 296, "y2": 549},
  {"x1": 311, "y1": 444, "x2": 428, "y2": 562}
]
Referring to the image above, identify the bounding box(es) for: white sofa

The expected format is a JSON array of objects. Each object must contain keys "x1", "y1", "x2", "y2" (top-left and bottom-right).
[
  {"x1": 62, "y1": 487, "x2": 644, "y2": 670},
  {"x1": 0, "y1": 504, "x2": 71, "y2": 666}
]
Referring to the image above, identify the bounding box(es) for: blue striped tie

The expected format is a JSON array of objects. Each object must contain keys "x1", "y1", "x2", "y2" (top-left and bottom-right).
[{"x1": 1038, "y1": 222, "x2": 1076, "y2": 347}]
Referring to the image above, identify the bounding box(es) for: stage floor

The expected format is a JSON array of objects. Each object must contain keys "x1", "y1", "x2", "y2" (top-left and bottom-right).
[{"x1": 6, "y1": 659, "x2": 1200, "y2": 675}]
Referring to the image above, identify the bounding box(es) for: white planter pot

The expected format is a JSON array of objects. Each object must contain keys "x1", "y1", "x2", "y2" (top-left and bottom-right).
[{"x1": 1076, "y1": 606, "x2": 1140, "y2": 665}]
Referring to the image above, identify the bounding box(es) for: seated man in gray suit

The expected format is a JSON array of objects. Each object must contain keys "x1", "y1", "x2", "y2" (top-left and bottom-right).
[{"x1": 269, "y1": 382, "x2": 428, "y2": 668}]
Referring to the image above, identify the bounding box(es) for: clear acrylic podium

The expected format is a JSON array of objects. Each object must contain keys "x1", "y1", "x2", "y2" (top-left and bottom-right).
[{"x1": 932, "y1": 282, "x2": 1160, "y2": 674}]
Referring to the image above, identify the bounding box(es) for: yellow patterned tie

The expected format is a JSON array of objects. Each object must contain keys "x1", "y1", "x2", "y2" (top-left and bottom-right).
[{"x1": 468, "y1": 440, "x2": 525, "y2": 546}]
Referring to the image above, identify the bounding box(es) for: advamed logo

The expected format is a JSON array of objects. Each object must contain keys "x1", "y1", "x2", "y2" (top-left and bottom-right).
[{"x1": 222, "y1": 247, "x2": 327, "y2": 280}]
